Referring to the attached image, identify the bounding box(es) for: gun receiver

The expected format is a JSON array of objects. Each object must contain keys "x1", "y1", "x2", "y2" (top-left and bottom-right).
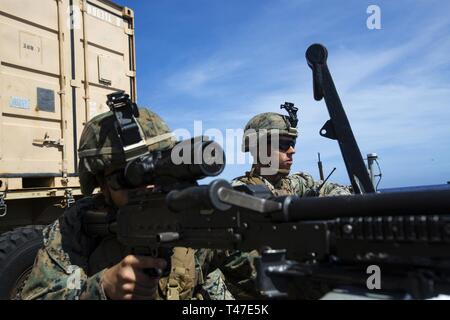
[{"x1": 84, "y1": 181, "x2": 450, "y2": 299}]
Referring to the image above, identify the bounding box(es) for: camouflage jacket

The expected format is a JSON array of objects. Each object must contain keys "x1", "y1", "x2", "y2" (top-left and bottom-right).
[
  {"x1": 232, "y1": 169, "x2": 352, "y2": 197},
  {"x1": 20, "y1": 196, "x2": 234, "y2": 300},
  {"x1": 224, "y1": 169, "x2": 352, "y2": 299}
]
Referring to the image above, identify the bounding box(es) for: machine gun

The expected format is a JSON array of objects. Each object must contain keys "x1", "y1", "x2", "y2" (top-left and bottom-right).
[
  {"x1": 84, "y1": 46, "x2": 450, "y2": 299},
  {"x1": 85, "y1": 177, "x2": 450, "y2": 299}
]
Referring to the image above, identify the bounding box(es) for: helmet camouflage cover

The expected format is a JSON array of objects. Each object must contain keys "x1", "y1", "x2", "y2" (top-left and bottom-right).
[
  {"x1": 242, "y1": 112, "x2": 298, "y2": 152},
  {"x1": 78, "y1": 107, "x2": 175, "y2": 195}
]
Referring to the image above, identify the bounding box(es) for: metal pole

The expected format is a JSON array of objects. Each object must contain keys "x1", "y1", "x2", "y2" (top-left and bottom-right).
[{"x1": 367, "y1": 153, "x2": 378, "y2": 190}]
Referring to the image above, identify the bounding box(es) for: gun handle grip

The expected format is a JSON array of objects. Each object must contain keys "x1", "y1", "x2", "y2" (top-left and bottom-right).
[
  {"x1": 144, "y1": 267, "x2": 163, "y2": 278},
  {"x1": 131, "y1": 247, "x2": 173, "y2": 278},
  {"x1": 143, "y1": 258, "x2": 172, "y2": 278}
]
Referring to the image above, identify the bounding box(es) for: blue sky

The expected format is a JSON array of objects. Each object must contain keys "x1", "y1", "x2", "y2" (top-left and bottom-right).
[{"x1": 118, "y1": 0, "x2": 450, "y2": 188}]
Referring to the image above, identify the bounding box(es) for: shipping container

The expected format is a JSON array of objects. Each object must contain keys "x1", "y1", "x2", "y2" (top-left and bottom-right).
[{"x1": 0, "y1": 0, "x2": 136, "y2": 298}]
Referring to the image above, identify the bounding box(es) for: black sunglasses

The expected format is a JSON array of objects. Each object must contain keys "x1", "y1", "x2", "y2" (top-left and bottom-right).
[{"x1": 278, "y1": 139, "x2": 296, "y2": 151}]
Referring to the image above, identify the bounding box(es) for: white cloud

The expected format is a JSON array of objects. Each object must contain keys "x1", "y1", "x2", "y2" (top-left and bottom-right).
[{"x1": 167, "y1": 59, "x2": 244, "y2": 95}]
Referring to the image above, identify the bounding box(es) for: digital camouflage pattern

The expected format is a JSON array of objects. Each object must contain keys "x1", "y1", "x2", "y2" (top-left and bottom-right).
[
  {"x1": 78, "y1": 107, "x2": 175, "y2": 195},
  {"x1": 20, "y1": 196, "x2": 235, "y2": 300},
  {"x1": 242, "y1": 112, "x2": 298, "y2": 152},
  {"x1": 211, "y1": 249, "x2": 260, "y2": 299},
  {"x1": 200, "y1": 269, "x2": 235, "y2": 300},
  {"x1": 232, "y1": 170, "x2": 352, "y2": 197},
  {"x1": 19, "y1": 197, "x2": 108, "y2": 300}
]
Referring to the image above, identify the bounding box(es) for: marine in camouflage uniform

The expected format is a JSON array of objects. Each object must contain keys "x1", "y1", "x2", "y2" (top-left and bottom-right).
[
  {"x1": 20, "y1": 107, "x2": 233, "y2": 300},
  {"x1": 223, "y1": 106, "x2": 352, "y2": 299}
]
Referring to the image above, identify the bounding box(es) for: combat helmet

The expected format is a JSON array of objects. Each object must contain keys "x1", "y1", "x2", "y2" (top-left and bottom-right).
[
  {"x1": 78, "y1": 107, "x2": 175, "y2": 195},
  {"x1": 242, "y1": 102, "x2": 299, "y2": 152}
]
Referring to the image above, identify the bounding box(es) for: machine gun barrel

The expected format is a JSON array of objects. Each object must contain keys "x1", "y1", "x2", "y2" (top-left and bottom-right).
[{"x1": 275, "y1": 188, "x2": 450, "y2": 221}]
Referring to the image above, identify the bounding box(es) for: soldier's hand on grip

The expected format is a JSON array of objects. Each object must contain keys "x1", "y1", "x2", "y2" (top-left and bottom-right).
[{"x1": 101, "y1": 255, "x2": 167, "y2": 300}]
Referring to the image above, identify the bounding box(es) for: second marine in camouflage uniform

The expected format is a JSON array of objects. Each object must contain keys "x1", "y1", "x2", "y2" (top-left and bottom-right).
[{"x1": 222, "y1": 106, "x2": 351, "y2": 299}]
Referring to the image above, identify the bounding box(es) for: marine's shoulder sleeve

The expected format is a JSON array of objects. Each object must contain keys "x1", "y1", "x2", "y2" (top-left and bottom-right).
[
  {"x1": 232, "y1": 173, "x2": 276, "y2": 196},
  {"x1": 286, "y1": 171, "x2": 317, "y2": 196},
  {"x1": 317, "y1": 181, "x2": 352, "y2": 196},
  {"x1": 231, "y1": 176, "x2": 248, "y2": 187},
  {"x1": 287, "y1": 172, "x2": 352, "y2": 197},
  {"x1": 231, "y1": 173, "x2": 265, "y2": 187},
  {"x1": 20, "y1": 197, "x2": 108, "y2": 300}
]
